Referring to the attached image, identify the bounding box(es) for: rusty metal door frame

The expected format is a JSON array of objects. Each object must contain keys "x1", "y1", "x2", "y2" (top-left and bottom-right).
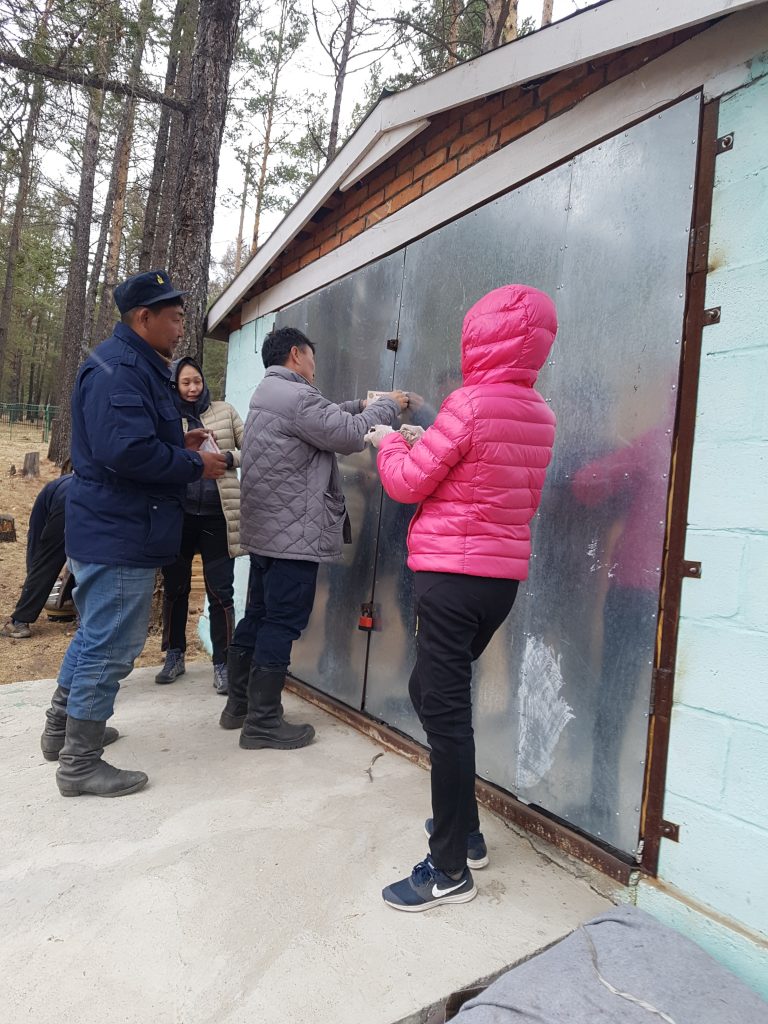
[{"x1": 639, "y1": 96, "x2": 720, "y2": 875}]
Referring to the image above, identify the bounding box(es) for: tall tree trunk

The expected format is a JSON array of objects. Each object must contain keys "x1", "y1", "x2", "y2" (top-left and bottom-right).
[
  {"x1": 154, "y1": 0, "x2": 198, "y2": 268},
  {"x1": 83, "y1": 156, "x2": 117, "y2": 350},
  {"x1": 504, "y1": 0, "x2": 519, "y2": 41},
  {"x1": 139, "y1": 0, "x2": 188, "y2": 271},
  {"x1": 327, "y1": 0, "x2": 358, "y2": 162},
  {"x1": 92, "y1": 127, "x2": 131, "y2": 343},
  {"x1": 0, "y1": 89, "x2": 42, "y2": 397},
  {"x1": 236, "y1": 141, "x2": 251, "y2": 270},
  {"x1": 92, "y1": 0, "x2": 153, "y2": 344},
  {"x1": 169, "y1": 0, "x2": 240, "y2": 361},
  {"x1": 47, "y1": 84, "x2": 107, "y2": 464},
  {"x1": 483, "y1": 0, "x2": 517, "y2": 50},
  {"x1": 0, "y1": 0, "x2": 53, "y2": 401},
  {"x1": 541, "y1": 0, "x2": 554, "y2": 27},
  {"x1": 0, "y1": 165, "x2": 10, "y2": 223},
  {"x1": 446, "y1": 0, "x2": 462, "y2": 68},
  {"x1": 252, "y1": 0, "x2": 291, "y2": 252}
]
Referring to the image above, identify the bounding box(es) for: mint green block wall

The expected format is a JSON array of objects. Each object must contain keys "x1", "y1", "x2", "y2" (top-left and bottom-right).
[{"x1": 646, "y1": 64, "x2": 768, "y2": 997}]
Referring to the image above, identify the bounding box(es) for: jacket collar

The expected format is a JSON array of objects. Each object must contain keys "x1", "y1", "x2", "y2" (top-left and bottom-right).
[
  {"x1": 113, "y1": 321, "x2": 174, "y2": 379},
  {"x1": 265, "y1": 365, "x2": 315, "y2": 389}
]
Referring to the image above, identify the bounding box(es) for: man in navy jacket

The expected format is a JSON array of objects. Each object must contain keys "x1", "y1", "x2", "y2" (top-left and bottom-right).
[
  {"x1": 1, "y1": 472, "x2": 72, "y2": 640},
  {"x1": 43, "y1": 270, "x2": 228, "y2": 798}
]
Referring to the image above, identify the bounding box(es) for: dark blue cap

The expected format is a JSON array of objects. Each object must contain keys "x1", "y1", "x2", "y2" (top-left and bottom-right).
[{"x1": 113, "y1": 270, "x2": 187, "y2": 314}]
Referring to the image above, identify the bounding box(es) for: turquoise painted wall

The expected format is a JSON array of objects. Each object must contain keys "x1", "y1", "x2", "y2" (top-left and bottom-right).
[
  {"x1": 198, "y1": 314, "x2": 273, "y2": 645},
  {"x1": 636, "y1": 64, "x2": 768, "y2": 998}
]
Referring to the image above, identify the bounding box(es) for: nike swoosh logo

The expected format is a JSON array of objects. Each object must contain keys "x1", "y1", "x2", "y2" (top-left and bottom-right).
[{"x1": 432, "y1": 880, "x2": 465, "y2": 897}]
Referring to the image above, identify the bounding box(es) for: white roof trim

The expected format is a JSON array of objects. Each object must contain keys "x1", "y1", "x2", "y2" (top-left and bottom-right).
[
  {"x1": 208, "y1": 0, "x2": 765, "y2": 333},
  {"x1": 339, "y1": 119, "x2": 431, "y2": 191}
]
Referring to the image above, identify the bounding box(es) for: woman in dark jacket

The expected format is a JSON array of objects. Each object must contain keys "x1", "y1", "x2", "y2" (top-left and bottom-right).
[{"x1": 156, "y1": 357, "x2": 244, "y2": 692}]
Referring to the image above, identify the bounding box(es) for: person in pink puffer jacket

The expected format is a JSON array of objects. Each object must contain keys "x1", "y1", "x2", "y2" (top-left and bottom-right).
[{"x1": 372, "y1": 283, "x2": 557, "y2": 912}]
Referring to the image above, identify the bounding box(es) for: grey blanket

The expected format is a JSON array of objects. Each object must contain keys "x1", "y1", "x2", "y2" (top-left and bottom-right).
[{"x1": 455, "y1": 906, "x2": 767, "y2": 1024}]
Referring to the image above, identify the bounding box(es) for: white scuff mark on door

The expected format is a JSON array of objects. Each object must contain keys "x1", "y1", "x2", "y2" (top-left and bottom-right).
[{"x1": 516, "y1": 635, "x2": 574, "y2": 791}]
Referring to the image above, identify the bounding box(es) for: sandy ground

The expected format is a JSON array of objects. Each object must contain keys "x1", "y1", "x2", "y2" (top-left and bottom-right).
[{"x1": 0, "y1": 433, "x2": 206, "y2": 686}]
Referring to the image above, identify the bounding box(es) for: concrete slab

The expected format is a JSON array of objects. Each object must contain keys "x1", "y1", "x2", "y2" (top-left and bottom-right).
[{"x1": 0, "y1": 665, "x2": 611, "y2": 1024}]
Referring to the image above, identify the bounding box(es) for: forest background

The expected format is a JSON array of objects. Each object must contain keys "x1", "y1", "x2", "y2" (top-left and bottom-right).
[{"x1": 0, "y1": 0, "x2": 589, "y2": 462}]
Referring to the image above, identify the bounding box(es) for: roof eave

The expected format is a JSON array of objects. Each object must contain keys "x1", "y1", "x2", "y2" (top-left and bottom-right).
[{"x1": 207, "y1": 0, "x2": 763, "y2": 335}]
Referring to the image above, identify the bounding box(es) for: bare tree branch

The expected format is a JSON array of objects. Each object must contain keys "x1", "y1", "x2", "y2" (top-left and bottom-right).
[{"x1": 0, "y1": 47, "x2": 190, "y2": 111}]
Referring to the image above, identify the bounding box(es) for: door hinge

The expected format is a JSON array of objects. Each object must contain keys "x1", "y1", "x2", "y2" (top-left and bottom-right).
[
  {"x1": 386, "y1": 337, "x2": 399, "y2": 351},
  {"x1": 716, "y1": 132, "x2": 734, "y2": 155},
  {"x1": 644, "y1": 819, "x2": 680, "y2": 844},
  {"x1": 682, "y1": 559, "x2": 702, "y2": 579},
  {"x1": 702, "y1": 307, "x2": 721, "y2": 326},
  {"x1": 687, "y1": 222, "x2": 710, "y2": 274}
]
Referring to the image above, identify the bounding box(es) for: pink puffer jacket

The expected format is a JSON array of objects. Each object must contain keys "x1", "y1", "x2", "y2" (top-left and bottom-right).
[{"x1": 377, "y1": 284, "x2": 557, "y2": 580}]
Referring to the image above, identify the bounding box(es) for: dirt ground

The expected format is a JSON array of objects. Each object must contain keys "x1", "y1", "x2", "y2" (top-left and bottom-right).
[{"x1": 0, "y1": 433, "x2": 206, "y2": 685}]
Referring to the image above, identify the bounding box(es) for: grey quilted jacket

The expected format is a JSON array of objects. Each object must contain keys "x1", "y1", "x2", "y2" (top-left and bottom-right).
[{"x1": 240, "y1": 366, "x2": 400, "y2": 562}]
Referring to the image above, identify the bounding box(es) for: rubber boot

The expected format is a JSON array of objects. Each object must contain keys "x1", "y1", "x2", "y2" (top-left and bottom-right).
[
  {"x1": 56, "y1": 718, "x2": 148, "y2": 797},
  {"x1": 239, "y1": 666, "x2": 315, "y2": 750},
  {"x1": 219, "y1": 646, "x2": 252, "y2": 729},
  {"x1": 41, "y1": 686, "x2": 119, "y2": 762}
]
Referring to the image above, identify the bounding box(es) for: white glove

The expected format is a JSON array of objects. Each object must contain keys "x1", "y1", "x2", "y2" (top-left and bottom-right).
[
  {"x1": 365, "y1": 424, "x2": 395, "y2": 448},
  {"x1": 399, "y1": 424, "x2": 425, "y2": 447}
]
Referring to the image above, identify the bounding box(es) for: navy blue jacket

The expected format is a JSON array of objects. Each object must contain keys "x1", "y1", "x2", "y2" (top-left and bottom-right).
[
  {"x1": 27, "y1": 474, "x2": 72, "y2": 571},
  {"x1": 66, "y1": 322, "x2": 204, "y2": 567}
]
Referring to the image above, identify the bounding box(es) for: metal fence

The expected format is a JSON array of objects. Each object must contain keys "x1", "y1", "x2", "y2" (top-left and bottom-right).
[{"x1": 0, "y1": 403, "x2": 57, "y2": 442}]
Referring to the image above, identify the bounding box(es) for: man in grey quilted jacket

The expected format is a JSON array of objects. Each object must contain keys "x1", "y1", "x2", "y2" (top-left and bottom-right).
[{"x1": 221, "y1": 325, "x2": 407, "y2": 750}]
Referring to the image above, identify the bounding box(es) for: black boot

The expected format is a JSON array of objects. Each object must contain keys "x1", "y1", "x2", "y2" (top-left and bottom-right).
[
  {"x1": 56, "y1": 718, "x2": 148, "y2": 797},
  {"x1": 41, "y1": 686, "x2": 119, "y2": 762},
  {"x1": 239, "y1": 666, "x2": 315, "y2": 750},
  {"x1": 219, "y1": 646, "x2": 252, "y2": 729}
]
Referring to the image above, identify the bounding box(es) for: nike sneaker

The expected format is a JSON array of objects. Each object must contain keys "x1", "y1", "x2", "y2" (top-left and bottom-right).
[{"x1": 382, "y1": 856, "x2": 476, "y2": 912}]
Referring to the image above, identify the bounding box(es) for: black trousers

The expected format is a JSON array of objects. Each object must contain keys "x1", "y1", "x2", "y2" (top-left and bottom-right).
[
  {"x1": 231, "y1": 554, "x2": 319, "y2": 669},
  {"x1": 409, "y1": 571, "x2": 519, "y2": 874},
  {"x1": 13, "y1": 505, "x2": 67, "y2": 624},
  {"x1": 161, "y1": 514, "x2": 235, "y2": 664}
]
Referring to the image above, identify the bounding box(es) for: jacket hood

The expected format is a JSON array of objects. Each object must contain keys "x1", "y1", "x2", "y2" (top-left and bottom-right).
[
  {"x1": 461, "y1": 284, "x2": 557, "y2": 387},
  {"x1": 172, "y1": 355, "x2": 211, "y2": 419}
]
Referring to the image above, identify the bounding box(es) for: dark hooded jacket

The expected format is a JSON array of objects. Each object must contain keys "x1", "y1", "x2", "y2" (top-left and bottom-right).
[{"x1": 173, "y1": 356, "x2": 224, "y2": 517}]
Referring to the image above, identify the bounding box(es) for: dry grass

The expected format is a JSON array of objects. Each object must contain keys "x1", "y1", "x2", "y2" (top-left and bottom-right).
[{"x1": 0, "y1": 433, "x2": 206, "y2": 685}]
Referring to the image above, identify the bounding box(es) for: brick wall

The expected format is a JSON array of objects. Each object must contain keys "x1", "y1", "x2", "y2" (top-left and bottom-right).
[{"x1": 236, "y1": 24, "x2": 709, "y2": 314}]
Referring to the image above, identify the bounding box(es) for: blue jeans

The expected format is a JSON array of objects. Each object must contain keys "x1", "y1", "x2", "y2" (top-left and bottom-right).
[
  {"x1": 232, "y1": 555, "x2": 318, "y2": 670},
  {"x1": 57, "y1": 560, "x2": 156, "y2": 720}
]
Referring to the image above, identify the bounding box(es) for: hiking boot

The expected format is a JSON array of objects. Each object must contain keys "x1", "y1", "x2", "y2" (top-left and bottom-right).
[
  {"x1": 1, "y1": 618, "x2": 31, "y2": 639},
  {"x1": 213, "y1": 662, "x2": 228, "y2": 694},
  {"x1": 155, "y1": 649, "x2": 185, "y2": 684},
  {"x1": 425, "y1": 818, "x2": 489, "y2": 869},
  {"x1": 56, "y1": 718, "x2": 148, "y2": 798},
  {"x1": 40, "y1": 685, "x2": 119, "y2": 761},
  {"x1": 239, "y1": 666, "x2": 314, "y2": 750},
  {"x1": 220, "y1": 646, "x2": 251, "y2": 729},
  {"x1": 382, "y1": 856, "x2": 476, "y2": 912}
]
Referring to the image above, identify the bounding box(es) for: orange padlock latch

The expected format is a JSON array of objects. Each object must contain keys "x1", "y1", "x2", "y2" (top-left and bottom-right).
[{"x1": 358, "y1": 602, "x2": 374, "y2": 631}]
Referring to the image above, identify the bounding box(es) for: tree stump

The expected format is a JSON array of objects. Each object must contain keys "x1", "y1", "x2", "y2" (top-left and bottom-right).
[
  {"x1": 22, "y1": 451, "x2": 40, "y2": 478},
  {"x1": 0, "y1": 514, "x2": 16, "y2": 542}
]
